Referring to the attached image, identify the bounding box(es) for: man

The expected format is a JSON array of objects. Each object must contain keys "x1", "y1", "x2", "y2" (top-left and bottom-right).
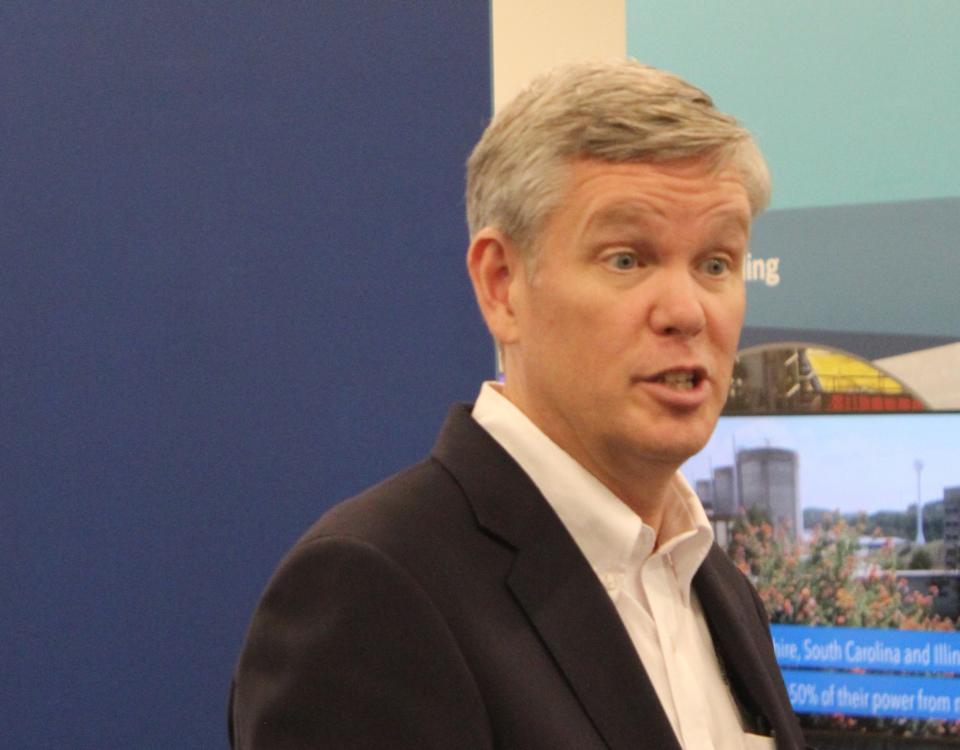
[{"x1": 230, "y1": 60, "x2": 807, "y2": 749}]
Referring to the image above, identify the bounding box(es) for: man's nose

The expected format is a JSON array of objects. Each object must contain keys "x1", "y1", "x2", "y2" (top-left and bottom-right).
[{"x1": 647, "y1": 270, "x2": 706, "y2": 338}]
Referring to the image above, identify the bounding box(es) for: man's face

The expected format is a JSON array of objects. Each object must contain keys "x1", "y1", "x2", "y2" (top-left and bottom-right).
[{"x1": 501, "y1": 157, "x2": 750, "y2": 493}]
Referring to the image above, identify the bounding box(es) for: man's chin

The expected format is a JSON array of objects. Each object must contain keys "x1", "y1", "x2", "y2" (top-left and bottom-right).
[{"x1": 631, "y1": 422, "x2": 715, "y2": 466}]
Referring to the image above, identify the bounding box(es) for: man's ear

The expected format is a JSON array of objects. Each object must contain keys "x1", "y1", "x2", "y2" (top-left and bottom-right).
[{"x1": 466, "y1": 228, "x2": 525, "y2": 346}]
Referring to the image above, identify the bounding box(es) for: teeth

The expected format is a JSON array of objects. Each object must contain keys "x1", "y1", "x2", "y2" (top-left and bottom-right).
[{"x1": 660, "y1": 371, "x2": 695, "y2": 389}]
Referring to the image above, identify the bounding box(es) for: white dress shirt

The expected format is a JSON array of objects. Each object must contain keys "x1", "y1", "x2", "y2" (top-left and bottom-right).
[{"x1": 472, "y1": 382, "x2": 774, "y2": 750}]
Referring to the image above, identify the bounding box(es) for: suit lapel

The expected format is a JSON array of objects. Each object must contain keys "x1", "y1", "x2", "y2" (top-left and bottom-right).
[
  {"x1": 506, "y1": 530, "x2": 681, "y2": 750},
  {"x1": 694, "y1": 546, "x2": 804, "y2": 748},
  {"x1": 432, "y1": 405, "x2": 680, "y2": 750}
]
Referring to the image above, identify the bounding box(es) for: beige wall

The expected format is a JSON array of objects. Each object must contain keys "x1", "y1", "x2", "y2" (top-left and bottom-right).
[{"x1": 491, "y1": 0, "x2": 625, "y2": 111}]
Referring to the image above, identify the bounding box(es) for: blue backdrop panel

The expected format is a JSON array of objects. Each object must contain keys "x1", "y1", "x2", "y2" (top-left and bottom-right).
[{"x1": 1, "y1": 3, "x2": 492, "y2": 748}]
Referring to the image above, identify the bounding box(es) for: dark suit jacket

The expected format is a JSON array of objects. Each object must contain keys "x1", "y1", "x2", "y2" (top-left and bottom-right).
[{"x1": 230, "y1": 404, "x2": 807, "y2": 749}]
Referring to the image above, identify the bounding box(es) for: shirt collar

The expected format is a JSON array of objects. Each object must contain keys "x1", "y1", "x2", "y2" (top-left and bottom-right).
[{"x1": 472, "y1": 382, "x2": 714, "y2": 603}]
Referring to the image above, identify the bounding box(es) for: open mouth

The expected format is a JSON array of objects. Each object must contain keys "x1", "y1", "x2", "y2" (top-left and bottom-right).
[{"x1": 649, "y1": 368, "x2": 705, "y2": 391}]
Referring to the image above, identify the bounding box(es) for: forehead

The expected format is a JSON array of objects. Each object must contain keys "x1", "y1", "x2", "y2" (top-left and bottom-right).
[{"x1": 553, "y1": 157, "x2": 752, "y2": 234}]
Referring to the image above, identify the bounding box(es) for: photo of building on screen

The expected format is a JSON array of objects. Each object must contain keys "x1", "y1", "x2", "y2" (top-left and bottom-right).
[
  {"x1": 685, "y1": 405, "x2": 960, "y2": 742},
  {"x1": 726, "y1": 343, "x2": 928, "y2": 414},
  {"x1": 691, "y1": 445, "x2": 960, "y2": 623}
]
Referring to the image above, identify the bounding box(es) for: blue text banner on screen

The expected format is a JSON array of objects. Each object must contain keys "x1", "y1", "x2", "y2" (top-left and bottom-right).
[
  {"x1": 781, "y1": 669, "x2": 960, "y2": 720},
  {"x1": 771, "y1": 624, "x2": 960, "y2": 674}
]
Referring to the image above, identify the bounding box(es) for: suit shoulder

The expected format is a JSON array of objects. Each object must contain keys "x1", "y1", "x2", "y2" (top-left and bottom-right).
[{"x1": 294, "y1": 456, "x2": 478, "y2": 561}]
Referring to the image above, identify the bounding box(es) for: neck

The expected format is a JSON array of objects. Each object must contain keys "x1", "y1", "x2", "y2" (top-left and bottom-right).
[
  {"x1": 498, "y1": 377, "x2": 681, "y2": 537},
  {"x1": 585, "y1": 455, "x2": 679, "y2": 539}
]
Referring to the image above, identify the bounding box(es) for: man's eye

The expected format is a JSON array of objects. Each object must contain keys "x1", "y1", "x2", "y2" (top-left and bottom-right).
[
  {"x1": 607, "y1": 252, "x2": 638, "y2": 270},
  {"x1": 700, "y1": 257, "x2": 730, "y2": 276}
]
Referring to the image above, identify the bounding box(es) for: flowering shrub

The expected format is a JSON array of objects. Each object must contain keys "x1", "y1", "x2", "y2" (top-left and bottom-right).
[{"x1": 728, "y1": 509, "x2": 956, "y2": 630}]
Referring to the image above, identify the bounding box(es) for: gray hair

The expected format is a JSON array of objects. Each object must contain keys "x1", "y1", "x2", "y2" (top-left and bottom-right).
[{"x1": 466, "y1": 59, "x2": 770, "y2": 255}]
